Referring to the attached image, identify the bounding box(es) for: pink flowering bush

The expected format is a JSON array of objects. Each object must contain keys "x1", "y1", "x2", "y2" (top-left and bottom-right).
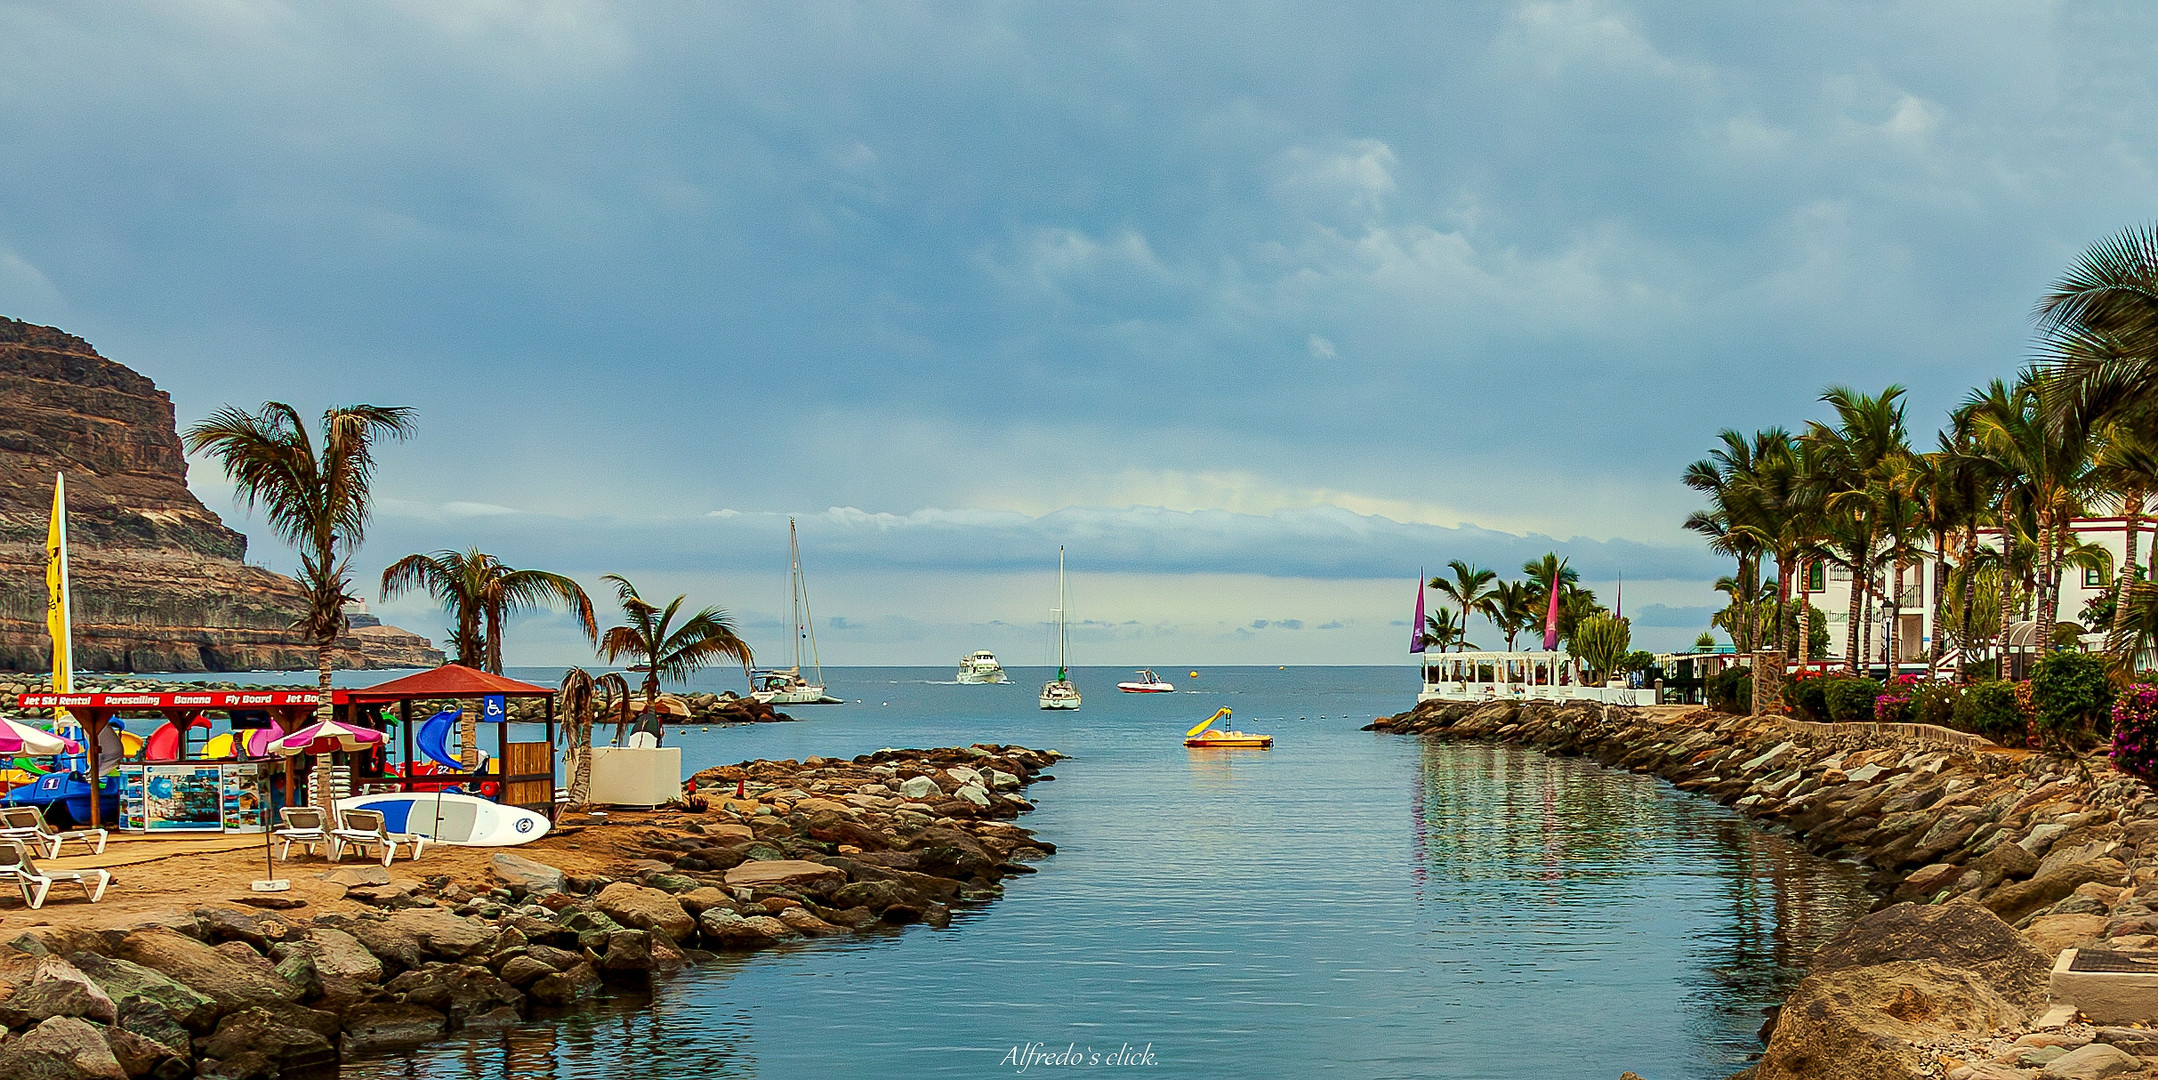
[
  {"x1": 2112, "y1": 683, "x2": 2158, "y2": 784},
  {"x1": 1873, "y1": 673, "x2": 1921, "y2": 723}
]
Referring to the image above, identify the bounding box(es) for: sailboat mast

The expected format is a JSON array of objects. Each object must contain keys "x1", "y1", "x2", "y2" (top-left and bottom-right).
[
  {"x1": 1056, "y1": 546, "x2": 1067, "y2": 681},
  {"x1": 792, "y1": 518, "x2": 823, "y2": 683}
]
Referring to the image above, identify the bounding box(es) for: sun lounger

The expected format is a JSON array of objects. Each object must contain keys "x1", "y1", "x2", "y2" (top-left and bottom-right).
[
  {"x1": 0, "y1": 839, "x2": 109, "y2": 909},
  {"x1": 330, "y1": 808, "x2": 418, "y2": 866},
  {"x1": 0, "y1": 805, "x2": 107, "y2": 859},
  {"x1": 275, "y1": 807, "x2": 330, "y2": 859}
]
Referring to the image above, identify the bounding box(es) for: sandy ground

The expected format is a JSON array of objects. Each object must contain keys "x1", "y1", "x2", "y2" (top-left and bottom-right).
[{"x1": 0, "y1": 809, "x2": 691, "y2": 937}]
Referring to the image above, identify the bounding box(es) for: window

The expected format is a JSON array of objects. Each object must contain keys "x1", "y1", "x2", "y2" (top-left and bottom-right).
[
  {"x1": 2086, "y1": 566, "x2": 2110, "y2": 589},
  {"x1": 1805, "y1": 563, "x2": 1826, "y2": 592}
]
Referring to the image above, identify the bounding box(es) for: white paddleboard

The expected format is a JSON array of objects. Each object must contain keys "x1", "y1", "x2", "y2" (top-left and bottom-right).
[{"x1": 335, "y1": 791, "x2": 550, "y2": 847}]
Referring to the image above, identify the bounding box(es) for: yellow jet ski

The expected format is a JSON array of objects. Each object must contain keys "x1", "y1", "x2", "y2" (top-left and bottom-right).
[{"x1": 1184, "y1": 707, "x2": 1273, "y2": 748}]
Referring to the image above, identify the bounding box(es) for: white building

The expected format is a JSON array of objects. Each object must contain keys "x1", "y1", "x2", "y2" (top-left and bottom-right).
[{"x1": 1792, "y1": 515, "x2": 2140, "y2": 674}]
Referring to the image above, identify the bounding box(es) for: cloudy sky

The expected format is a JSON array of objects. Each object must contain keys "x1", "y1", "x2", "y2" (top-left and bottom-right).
[{"x1": 4, "y1": 1, "x2": 2155, "y2": 668}]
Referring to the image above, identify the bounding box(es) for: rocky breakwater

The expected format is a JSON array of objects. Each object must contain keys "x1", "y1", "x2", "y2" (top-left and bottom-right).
[
  {"x1": 0, "y1": 744, "x2": 1060, "y2": 1079},
  {"x1": 1373, "y1": 699, "x2": 2158, "y2": 1080},
  {"x1": 0, "y1": 317, "x2": 440, "y2": 673}
]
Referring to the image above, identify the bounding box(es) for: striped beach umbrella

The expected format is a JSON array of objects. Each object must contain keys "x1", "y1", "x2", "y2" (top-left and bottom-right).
[
  {"x1": 0, "y1": 717, "x2": 79, "y2": 757},
  {"x1": 265, "y1": 719, "x2": 385, "y2": 757}
]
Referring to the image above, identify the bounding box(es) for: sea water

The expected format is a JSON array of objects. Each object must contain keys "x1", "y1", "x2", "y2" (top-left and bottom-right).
[{"x1": 186, "y1": 665, "x2": 1868, "y2": 1080}]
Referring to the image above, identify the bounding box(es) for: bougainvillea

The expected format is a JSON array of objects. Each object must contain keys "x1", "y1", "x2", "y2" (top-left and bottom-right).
[
  {"x1": 1874, "y1": 673, "x2": 1921, "y2": 723},
  {"x1": 2112, "y1": 683, "x2": 2158, "y2": 784}
]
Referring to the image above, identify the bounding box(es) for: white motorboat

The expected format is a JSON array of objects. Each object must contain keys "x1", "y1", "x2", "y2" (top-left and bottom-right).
[
  {"x1": 958, "y1": 651, "x2": 1008, "y2": 684},
  {"x1": 1039, "y1": 548, "x2": 1081, "y2": 711},
  {"x1": 1116, "y1": 668, "x2": 1175, "y2": 693},
  {"x1": 750, "y1": 518, "x2": 842, "y2": 706}
]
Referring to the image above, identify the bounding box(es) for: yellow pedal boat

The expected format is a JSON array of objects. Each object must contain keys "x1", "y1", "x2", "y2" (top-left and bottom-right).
[{"x1": 1183, "y1": 707, "x2": 1273, "y2": 749}]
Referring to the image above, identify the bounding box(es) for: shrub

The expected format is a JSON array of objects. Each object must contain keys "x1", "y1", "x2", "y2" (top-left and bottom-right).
[
  {"x1": 1872, "y1": 673, "x2": 1921, "y2": 723},
  {"x1": 1954, "y1": 680, "x2": 2026, "y2": 742},
  {"x1": 1913, "y1": 683, "x2": 1962, "y2": 729},
  {"x1": 1824, "y1": 677, "x2": 1884, "y2": 723},
  {"x1": 2031, "y1": 651, "x2": 2115, "y2": 749},
  {"x1": 1788, "y1": 672, "x2": 1833, "y2": 722},
  {"x1": 2112, "y1": 684, "x2": 2158, "y2": 783},
  {"x1": 1706, "y1": 665, "x2": 1752, "y2": 714}
]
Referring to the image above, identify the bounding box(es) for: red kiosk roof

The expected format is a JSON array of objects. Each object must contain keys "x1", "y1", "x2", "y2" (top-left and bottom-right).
[
  {"x1": 15, "y1": 690, "x2": 322, "y2": 711},
  {"x1": 343, "y1": 663, "x2": 554, "y2": 702}
]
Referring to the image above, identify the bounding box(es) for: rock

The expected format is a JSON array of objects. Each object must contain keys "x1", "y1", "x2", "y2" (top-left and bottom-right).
[
  {"x1": 1988, "y1": 859, "x2": 2129, "y2": 926},
  {"x1": 316, "y1": 865, "x2": 392, "y2": 888},
  {"x1": 1898, "y1": 862, "x2": 1966, "y2": 900},
  {"x1": 1757, "y1": 960, "x2": 2037, "y2": 1080},
  {"x1": 114, "y1": 999, "x2": 189, "y2": 1064},
  {"x1": 2025, "y1": 914, "x2": 2110, "y2": 958},
  {"x1": 490, "y1": 852, "x2": 565, "y2": 895},
  {"x1": 898, "y1": 776, "x2": 942, "y2": 800},
  {"x1": 1979, "y1": 841, "x2": 2043, "y2": 884},
  {"x1": 2039, "y1": 1042, "x2": 2141, "y2": 1079},
  {"x1": 65, "y1": 954, "x2": 214, "y2": 1033},
  {"x1": 775, "y1": 907, "x2": 846, "y2": 937},
  {"x1": 337, "y1": 1002, "x2": 447, "y2": 1054},
  {"x1": 676, "y1": 887, "x2": 734, "y2": 915},
  {"x1": 497, "y1": 956, "x2": 555, "y2": 988},
  {"x1": 704, "y1": 823, "x2": 754, "y2": 844},
  {"x1": 907, "y1": 828, "x2": 999, "y2": 881},
  {"x1": 595, "y1": 883, "x2": 696, "y2": 941},
  {"x1": 383, "y1": 964, "x2": 521, "y2": 1024},
  {"x1": 722, "y1": 859, "x2": 846, "y2": 890},
  {"x1": 343, "y1": 918, "x2": 422, "y2": 972},
  {"x1": 987, "y1": 769, "x2": 1020, "y2": 791},
  {"x1": 599, "y1": 930, "x2": 654, "y2": 978},
  {"x1": 295, "y1": 927, "x2": 382, "y2": 983},
  {"x1": 2096, "y1": 1027, "x2": 2158, "y2": 1056},
  {"x1": 383, "y1": 908, "x2": 494, "y2": 959},
  {"x1": 112, "y1": 927, "x2": 300, "y2": 1019},
  {"x1": 527, "y1": 963, "x2": 599, "y2": 1006},
  {"x1": 0, "y1": 1016, "x2": 128, "y2": 1080},
  {"x1": 696, "y1": 909, "x2": 798, "y2": 948},
  {"x1": 1807, "y1": 902, "x2": 2051, "y2": 1008},
  {"x1": 199, "y1": 1006, "x2": 337, "y2": 1072},
  {"x1": 102, "y1": 1024, "x2": 176, "y2": 1079},
  {"x1": 0, "y1": 959, "x2": 118, "y2": 1028},
  {"x1": 953, "y1": 783, "x2": 991, "y2": 808}
]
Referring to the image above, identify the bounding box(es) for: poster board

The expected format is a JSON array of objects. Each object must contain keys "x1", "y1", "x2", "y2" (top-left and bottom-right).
[{"x1": 142, "y1": 765, "x2": 224, "y2": 832}]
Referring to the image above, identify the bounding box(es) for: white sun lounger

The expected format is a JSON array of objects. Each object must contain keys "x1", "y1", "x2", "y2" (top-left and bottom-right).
[
  {"x1": 0, "y1": 839, "x2": 110, "y2": 909},
  {"x1": 0, "y1": 805, "x2": 107, "y2": 859},
  {"x1": 275, "y1": 807, "x2": 330, "y2": 860}
]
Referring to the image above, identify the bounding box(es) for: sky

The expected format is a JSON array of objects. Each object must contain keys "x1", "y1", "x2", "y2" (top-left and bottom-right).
[{"x1": 4, "y1": 1, "x2": 2157, "y2": 669}]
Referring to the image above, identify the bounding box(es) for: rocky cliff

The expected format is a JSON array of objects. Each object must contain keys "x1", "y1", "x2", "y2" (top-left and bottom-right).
[{"x1": 0, "y1": 317, "x2": 442, "y2": 672}]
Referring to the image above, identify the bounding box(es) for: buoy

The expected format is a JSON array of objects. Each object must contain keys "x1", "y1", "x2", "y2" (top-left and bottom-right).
[{"x1": 1189, "y1": 671, "x2": 1199, "y2": 678}]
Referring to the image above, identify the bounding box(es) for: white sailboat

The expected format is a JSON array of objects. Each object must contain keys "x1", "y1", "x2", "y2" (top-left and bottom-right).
[
  {"x1": 750, "y1": 518, "x2": 841, "y2": 706},
  {"x1": 1039, "y1": 548, "x2": 1080, "y2": 710}
]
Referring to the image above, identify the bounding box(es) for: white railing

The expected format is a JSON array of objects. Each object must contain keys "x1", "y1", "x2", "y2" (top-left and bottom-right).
[{"x1": 1417, "y1": 682, "x2": 1656, "y2": 706}]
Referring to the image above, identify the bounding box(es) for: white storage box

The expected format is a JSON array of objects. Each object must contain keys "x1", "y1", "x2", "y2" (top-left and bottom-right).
[{"x1": 586, "y1": 746, "x2": 682, "y2": 808}]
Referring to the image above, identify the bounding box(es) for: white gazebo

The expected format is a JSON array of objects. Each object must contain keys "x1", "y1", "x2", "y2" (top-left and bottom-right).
[{"x1": 1417, "y1": 650, "x2": 1655, "y2": 706}]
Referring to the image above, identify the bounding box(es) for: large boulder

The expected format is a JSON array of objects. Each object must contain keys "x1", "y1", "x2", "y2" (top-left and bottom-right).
[
  {"x1": 1986, "y1": 857, "x2": 2129, "y2": 926},
  {"x1": 722, "y1": 860, "x2": 846, "y2": 890},
  {"x1": 1756, "y1": 959, "x2": 2031, "y2": 1080},
  {"x1": 526, "y1": 963, "x2": 599, "y2": 1006},
  {"x1": 290, "y1": 928, "x2": 382, "y2": 983},
  {"x1": 337, "y1": 1002, "x2": 447, "y2": 1055},
  {"x1": 384, "y1": 963, "x2": 521, "y2": 1025},
  {"x1": 381, "y1": 909, "x2": 493, "y2": 960},
  {"x1": 0, "y1": 1016, "x2": 128, "y2": 1080},
  {"x1": 905, "y1": 828, "x2": 999, "y2": 881},
  {"x1": 112, "y1": 928, "x2": 300, "y2": 1019},
  {"x1": 0, "y1": 958, "x2": 117, "y2": 1028},
  {"x1": 67, "y1": 953, "x2": 217, "y2": 1033},
  {"x1": 594, "y1": 883, "x2": 695, "y2": 941},
  {"x1": 1805, "y1": 902, "x2": 2050, "y2": 1008},
  {"x1": 198, "y1": 1006, "x2": 337, "y2": 1073},
  {"x1": 490, "y1": 852, "x2": 565, "y2": 895}
]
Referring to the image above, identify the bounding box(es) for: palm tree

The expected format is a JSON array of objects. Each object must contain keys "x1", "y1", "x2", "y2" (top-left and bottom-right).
[
  {"x1": 1420, "y1": 608, "x2": 1473, "y2": 652},
  {"x1": 183, "y1": 403, "x2": 415, "y2": 720},
  {"x1": 598, "y1": 575, "x2": 755, "y2": 714},
  {"x1": 556, "y1": 667, "x2": 629, "y2": 809},
  {"x1": 1803, "y1": 386, "x2": 1915, "y2": 674},
  {"x1": 1486, "y1": 580, "x2": 1538, "y2": 651},
  {"x1": 2092, "y1": 418, "x2": 2158, "y2": 656},
  {"x1": 1521, "y1": 554, "x2": 1580, "y2": 648},
  {"x1": 1430, "y1": 561, "x2": 1498, "y2": 653},
  {"x1": 380, "y1": 548, "x2": 598, "y2": 673},
  {"x1": 2038, "y1": 224, "x2": 2158, "y2": 431},
  {"x1": 1964, "y1": 372, "x2": 2102, "y2": 662}
]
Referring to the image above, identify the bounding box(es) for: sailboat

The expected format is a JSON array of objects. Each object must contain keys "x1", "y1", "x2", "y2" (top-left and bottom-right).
[
  {"x1": 1039, "y1": 548, "x2": 1080, "y2": 710},
  {"x1": 750, "y1": 518, "x2": 842, "y2": 706}
]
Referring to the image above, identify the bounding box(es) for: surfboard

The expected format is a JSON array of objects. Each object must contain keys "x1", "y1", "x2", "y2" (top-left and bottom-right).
[{"x1": 334, "y1": 791, "x2": 549, "y2": 847}]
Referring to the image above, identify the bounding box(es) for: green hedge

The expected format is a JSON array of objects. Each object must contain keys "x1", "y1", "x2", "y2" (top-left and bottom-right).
[
  {"x1": 1706, "y1": 666, "x2": 1752, "y2": 714},
  {"x1": 1824, "y1": 677, "x2": 1884, "y2": 723},
  {"x1": 1954, "y1": 680, "x2": 2025, "y2": 741},
  {"x1": 2032, "y1": 652, "x2": 2114, "y2": 749}
]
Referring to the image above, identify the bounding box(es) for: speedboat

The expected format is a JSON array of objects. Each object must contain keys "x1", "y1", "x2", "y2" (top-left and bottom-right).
[
  {"x1": 958, "y1": 651, "x2": 1008, "y2": 684},
  {"x1": 1117, "y1": 668, "x2": 1175, "y2": 693},
  {"x1": 1183, "y1": 707, "x2": 1273, "y2": 749}
]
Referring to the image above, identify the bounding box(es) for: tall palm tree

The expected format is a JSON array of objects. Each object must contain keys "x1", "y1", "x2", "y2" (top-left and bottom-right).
[
  {"x1": 183, "y1": 403, "x2": 415, "y2": 720},
  {"x1": 2093, "y1": 417, "x2": 2158, "y2": 655},
  {"x1": 2038, "y1": 224, "x2": 2158, "y2": 430},
  {"x1": 1964, "y1": 372, "x2": 2101, "y2": 657},
  {"x1": 1684, "y1": 430, "x2": 1780, "y2": 645},
  {"x1": 598, "y1": 575, "x2": 755, "y2": 714},
  {"x1": 1486, "y1": 580, "x2": 1538, "y2": 651},
  {"x1": 1430, "y1": 561, "x2": 1498, "y2": 653},
  {"x1": 1803, "y1": 386, "x2": 1914, "y2": 674},
  {"x1": 1420, "y1": 609, "x2": 1473, "y2": 653},
  {"x1": 380, "y1": 548, "x2": 598, "y2": 673}
]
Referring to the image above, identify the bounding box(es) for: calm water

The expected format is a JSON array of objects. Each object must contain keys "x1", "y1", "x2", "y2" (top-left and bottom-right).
[{"x1": 173, "y1": 665, "x2": 1869, "y2": 1080}]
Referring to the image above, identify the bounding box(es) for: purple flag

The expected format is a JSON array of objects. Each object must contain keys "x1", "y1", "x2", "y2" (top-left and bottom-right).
[
  {"x1": 1409, "y1": 573, "x2": 1427, "y2": 654},
  {"x1": 1541, "y1": 570, "x2": 1561, "y2": 652}
]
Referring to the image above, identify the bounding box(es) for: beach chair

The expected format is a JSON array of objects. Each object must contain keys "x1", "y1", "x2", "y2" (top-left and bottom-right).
[
  {"x1": 0, "y1": 839, "x2": 109, "y2": 909},
  {"x1": 0, "y1": 805, "x2": 108, "y2": 858},
  {"x1": 275, "y1": 807, "x2": 330, "y2": 860},
  {"x1": 330, "y1": 808, "x2": 414, "y2": 866}
]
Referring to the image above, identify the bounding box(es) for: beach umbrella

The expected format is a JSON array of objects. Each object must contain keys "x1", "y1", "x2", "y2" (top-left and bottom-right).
[
  {"x1": 0, "y1": 717, "x2": 79, "y2": 757},
  {"x1": 264, "y1": 719, "x2": 386, "y2": 757}
]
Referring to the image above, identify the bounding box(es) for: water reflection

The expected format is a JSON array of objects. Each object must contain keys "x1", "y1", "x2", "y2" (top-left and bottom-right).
[{"x1": 1412, "y1": 742, "x2": 1872, "y2": 1069}]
